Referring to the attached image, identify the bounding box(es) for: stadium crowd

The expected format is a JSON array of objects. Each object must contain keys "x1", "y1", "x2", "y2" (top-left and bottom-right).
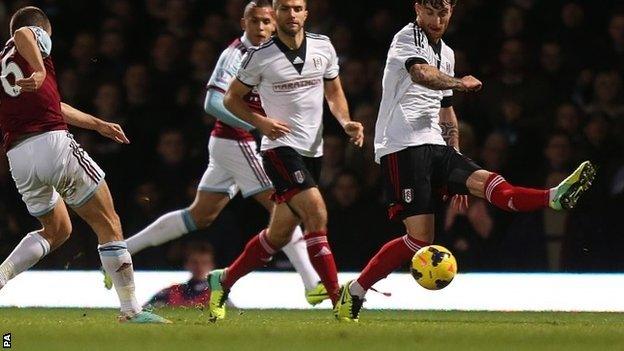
[{"x1": 0, "y1": 0, "x2": 622, "y2": 273}]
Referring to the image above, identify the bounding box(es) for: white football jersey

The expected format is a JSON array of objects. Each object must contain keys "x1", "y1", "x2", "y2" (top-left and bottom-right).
[
  {"x1": 207, "y1": 34, "x2": 251, "y2": 92},
  {"x1": 374, "y1": 22, "x2": 455, "y2": 163},
  {"x1": 236, "y1": 32, "x2": 340, "y2": 157}
]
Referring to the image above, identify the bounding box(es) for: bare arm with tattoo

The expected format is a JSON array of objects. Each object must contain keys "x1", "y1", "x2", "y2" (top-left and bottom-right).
[
  {"x1": 409, "y1": 63, "x2": 482, "y2": 92},
  {"x1": 439, "y1": 107, "x2": 459, "y2": 150}
]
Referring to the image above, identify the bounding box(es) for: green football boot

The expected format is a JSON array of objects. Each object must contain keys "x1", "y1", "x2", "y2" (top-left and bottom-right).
[
  {"x1": 207, "y1": 269, "x2": 230, "y2": 322},
  {"x1": 335, "y1": 281, "x2": 364, "y2": 322},
  {"x1": 550, "y1": 161, "x2": 596, "y2": 210},
  {"x1": 305, "y1": 282, "x2": 329, "y2": 306},
  {"x1": 119, "y1": 311, "x2": 171, "y2": 324}
]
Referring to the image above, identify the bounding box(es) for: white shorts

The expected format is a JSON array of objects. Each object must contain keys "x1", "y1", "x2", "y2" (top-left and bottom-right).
[
  {"x1": 198, "y1": 137, "x2": 273, "y2": 198},
  {"x1": 7, "y1": 131, "x2": 105, "y2": 217}
]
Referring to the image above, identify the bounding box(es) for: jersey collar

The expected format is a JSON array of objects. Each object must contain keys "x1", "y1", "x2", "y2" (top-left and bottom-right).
[{"x1": 273, "y1": 34, "x2": 307, "y2": 75}]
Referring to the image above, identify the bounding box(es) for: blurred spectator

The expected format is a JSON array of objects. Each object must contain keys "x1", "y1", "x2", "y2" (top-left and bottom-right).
[
  {"x1": 479, "y1": 132, "x2": 509, "y2": 174},
  {"x1": 69, "y1": 32, "x2": 99, "y2": 102},
  {"x1": 189, "y1": 39, "x2": 216, "y2": 85},
  {"x1": 556, "y1": 2, "x2": 591, "y2": 71},
  {"x1": 328, "y1": 171, "x2": 390, "y2": 269},
  {"x1": 164, "y1": 0, "x2": 192, "y2": 41},
  {"x1": 585, "y1": 71, "x2": 624, "y2": 120},
  {"x1": 554, "y1": 103, "x2": 584, "y2": 144},
  {"x1": 98, "y1": 31, "x2": 127, "y2": 78},
  {"x1": 149, "y1": 33, "x2": 183, "y2": 108},
  {"x1": 145, "y1": 242, "x2": 214, "y2": 308},
  {"x1": 605, "y1": 13, "x2": 624, "y2": 71},
  {"x1": 537, "y1": 41, "x2": 574, "y2": 103},
  {"x1": 151, "y1": 129, "x2": 196, "y2": 207},
  {"x1": 543, "y1": 133, "x2": 573, "y2": 174},
  {"x1": 319, "y1": 135, "x2": 346, "y2": 191}
]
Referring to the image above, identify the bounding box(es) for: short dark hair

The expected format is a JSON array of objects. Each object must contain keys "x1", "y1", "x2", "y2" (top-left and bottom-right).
[
  {"x1": 10, "y1": 6, "x2": 50, "y2": 35},
  {"x1": 244, "y1": 0, "x2": 273, "y2": 17},
  {"x1": 416, "y1": 0, "x2": 458, "y2": 9}
]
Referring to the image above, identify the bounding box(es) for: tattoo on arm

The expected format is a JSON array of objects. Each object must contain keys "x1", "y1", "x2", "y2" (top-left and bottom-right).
[
  {"x1": 440, "y1": 121, "x2": 459, "y2": 148},
  {"x1": 410, "y1": 64, "x2": 463, "y2": 91}
]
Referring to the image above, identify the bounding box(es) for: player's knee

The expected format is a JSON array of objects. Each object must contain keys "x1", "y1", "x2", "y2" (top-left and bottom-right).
[
  {"x1": 405, "y1": 227, "x2": 433, "y2": 244},
  {"x1": 191, "y1": 211, "x2": 217, "y2": 229}
]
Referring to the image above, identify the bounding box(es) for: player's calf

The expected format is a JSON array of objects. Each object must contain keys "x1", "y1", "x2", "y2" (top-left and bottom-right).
[
  {"x1": 39, "y1": 214, "x2": 72, "y2": 250},
  {"x1": 467, "y1": 170, "x2": 549, "y2": 212},
  {"x1": 0, "y1": 201, "x2": 70, "y2": 289},
  {"x1": 470, "y1": 163, "x2": 595, "y2": 212}
]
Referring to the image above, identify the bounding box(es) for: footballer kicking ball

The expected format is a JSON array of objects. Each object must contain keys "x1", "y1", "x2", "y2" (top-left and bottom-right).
[{"x1": 410, "y1": 245, "x2": 457, "y2": 290}]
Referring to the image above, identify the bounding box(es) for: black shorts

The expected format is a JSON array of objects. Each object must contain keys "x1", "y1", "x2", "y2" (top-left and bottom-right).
[
  {"x1": 381, "y1": 144, "x2": 481, "y2": 221},
  {"x1": 262, "y1": 147, "x2": 321, "y2": 203}
]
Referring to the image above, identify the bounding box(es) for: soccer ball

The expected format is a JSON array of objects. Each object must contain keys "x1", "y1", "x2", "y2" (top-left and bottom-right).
[{"x1": 410, "y1": 245, "x2": 457, "y2": 290}]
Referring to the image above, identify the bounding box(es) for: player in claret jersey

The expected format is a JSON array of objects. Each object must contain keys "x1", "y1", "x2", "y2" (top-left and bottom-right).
[
  {"x1": 0, "y1": 6, "x2": 168, "y2": 323},
  {"x1": 211, "y1": 0, "x2": 364, "y2": 321},
  {"x1": 121, "y1": 0, "x2": 327, "y2": 306},
  {"x1": 335, "y1": 0, "x2": 596, "y2": 322}
]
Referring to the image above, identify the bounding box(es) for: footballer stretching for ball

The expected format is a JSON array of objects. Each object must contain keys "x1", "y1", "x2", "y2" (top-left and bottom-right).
[
  {"x1": 335, "y1": 0, "x2": 595, "y2": 322},
  {"x1": 0, "y1": 7, "x2": 168, "y2": 323}
]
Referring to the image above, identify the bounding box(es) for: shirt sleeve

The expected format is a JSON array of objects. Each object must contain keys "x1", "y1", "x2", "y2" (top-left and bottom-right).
[
  {"x1": 207, "y1": 49, "x2": 242, "y2": 92},
  {"x1": 236, "y1": 49, "x2": 263, "y2": 87},
  {"x1": 28, "y1": 26, "x2": 52, "y2": 58},
  {"x1": 324, "y1": 41, "x2": 339, "y2": 80},
  {"x1": 392, "y1": 26, "x2": 430, "y2": 71}
]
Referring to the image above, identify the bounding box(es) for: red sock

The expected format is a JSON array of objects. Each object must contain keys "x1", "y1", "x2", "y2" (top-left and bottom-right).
[
  {"x1": 357, "y1": 235, "x2": 429, "y2": 291},
  {"x1": 304, "y1": 231, "x2": 340, "y2": 304},
  {"x1": 222, "y1": 229, "x2": 277, "y2": 289},
  {"x1": 485, "y1": 173, "x2": 549, "y2": 212}
]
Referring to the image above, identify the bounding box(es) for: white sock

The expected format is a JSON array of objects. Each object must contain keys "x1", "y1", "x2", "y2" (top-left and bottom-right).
[
  {"x1": 125, "y1": 209, "x2": 196, "y2": 255},
  {"x1": 282, "y1": 226, "x2": 320, "y2": 291},
  {"x1": 0, "y1": 231, "x2": 50, "y2": 287},
  {"x1": 349, "y1": 280, "x2": 367, "y2": 298},
  {"x1": 98, "y1": 241, "x2": 141, "y2": 315}
]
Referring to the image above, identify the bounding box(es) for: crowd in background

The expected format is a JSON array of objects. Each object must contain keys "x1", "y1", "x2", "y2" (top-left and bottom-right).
[{"x1": 0, "y1": 0, "x2": 623, "y2": 273}]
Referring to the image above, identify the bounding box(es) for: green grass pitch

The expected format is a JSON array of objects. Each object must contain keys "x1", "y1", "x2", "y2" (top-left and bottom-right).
[{"x1": 1, "y1": 308, "x2": 623, "y2": 351}]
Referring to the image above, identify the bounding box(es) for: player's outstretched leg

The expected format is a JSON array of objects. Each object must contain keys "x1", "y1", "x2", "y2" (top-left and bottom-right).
[
  {"x1": 470, "y1": 161, "x2": 596, "y2": 212},
  {"x1": 0, "y1": 199, "x2": 70, "y2": 290},
  {"x1": 75, "y1": 182, "x2": 170, "y2": 323},
  {"x1": 336, "y1": 215, "x2": 433, "y2": 322},
  {"x1": 125, "y1": 191, "x2": 230, "y2": 255}
]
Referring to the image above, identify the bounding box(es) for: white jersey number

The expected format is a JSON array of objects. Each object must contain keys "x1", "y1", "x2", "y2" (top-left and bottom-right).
[{"x1": 1, "y1": 48, "x2": 24, "y2": 97}]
